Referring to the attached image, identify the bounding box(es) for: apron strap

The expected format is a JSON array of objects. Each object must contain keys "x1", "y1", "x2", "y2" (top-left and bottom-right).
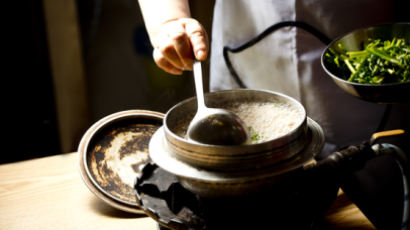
[{"x1": 223, "y1": 20, "x2": 331, "y2": 88}]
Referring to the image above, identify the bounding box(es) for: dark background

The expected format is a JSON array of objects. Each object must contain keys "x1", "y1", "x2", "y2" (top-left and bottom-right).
[{"x1": 2, "y1": 0, "x2": 214, "y2": 164}]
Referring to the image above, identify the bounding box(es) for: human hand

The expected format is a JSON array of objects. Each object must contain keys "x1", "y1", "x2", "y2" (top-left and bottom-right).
[{"x1": 152, "y1": 18, "x2": 209, "y2": 75}]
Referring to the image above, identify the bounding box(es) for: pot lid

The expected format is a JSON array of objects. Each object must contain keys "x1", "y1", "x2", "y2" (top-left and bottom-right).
[{"x1": 78, "y1": 110, "x2": 164, "y2": 214}]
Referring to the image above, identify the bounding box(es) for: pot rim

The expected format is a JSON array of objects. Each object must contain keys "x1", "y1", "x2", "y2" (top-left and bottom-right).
[{"x1": 150, "y1": 117, "x2": 324, "y2": 183}]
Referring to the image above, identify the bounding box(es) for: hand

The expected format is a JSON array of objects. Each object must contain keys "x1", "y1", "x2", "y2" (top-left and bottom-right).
[{"x1": 152, "y1": 18, "x2": 209, "y2": 75}]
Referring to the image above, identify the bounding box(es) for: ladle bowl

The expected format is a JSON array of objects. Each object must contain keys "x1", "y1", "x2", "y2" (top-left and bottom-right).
[
  {"x1": 321, "y1": 23, "x2": 410, "y2": 103},
  {"x1": 187, "y1": 107, "x2": 250, "y2": 145}
]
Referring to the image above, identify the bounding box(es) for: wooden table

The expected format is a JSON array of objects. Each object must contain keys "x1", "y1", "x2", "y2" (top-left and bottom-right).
[{"x1": 0, "y1": 153, "x2": 375, "y2": 229}]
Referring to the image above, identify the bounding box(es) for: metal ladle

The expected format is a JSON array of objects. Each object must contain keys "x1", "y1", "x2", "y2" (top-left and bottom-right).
[{"x1": 187, "y1": 61, "x2": 249, "y2": 145}]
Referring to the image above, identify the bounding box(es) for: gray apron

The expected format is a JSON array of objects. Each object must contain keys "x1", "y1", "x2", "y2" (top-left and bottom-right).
[
  {"x1": 209, "y1": 1, "x2": 409, "y2": 229},
  {"x1": 209, "y1": 0, "x2": 395, "y2": 149}
]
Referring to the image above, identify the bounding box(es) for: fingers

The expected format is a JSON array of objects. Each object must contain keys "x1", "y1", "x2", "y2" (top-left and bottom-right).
[
  {"x1": 185, "y1": 19, "x2": 209, "y2": 61},
  {"x1": 156, "y1": 21, "x2": 193, "y2": 71},
  {"x1": 152, "y1": 18, "x2": 209, "y2": 75},
  {"x1": 153, "y1": 48, "x2": 183, "y2": 75}
]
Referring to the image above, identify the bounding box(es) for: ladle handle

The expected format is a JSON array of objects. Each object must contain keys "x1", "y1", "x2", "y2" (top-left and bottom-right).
[{"x1": 193, "y1": 61, "x2": 206, "y2": 110}]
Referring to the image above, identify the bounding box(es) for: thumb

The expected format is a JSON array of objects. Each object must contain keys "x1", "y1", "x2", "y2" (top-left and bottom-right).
[{"x1": 184, "y1": 19, "x2": 209, "y2": 61}]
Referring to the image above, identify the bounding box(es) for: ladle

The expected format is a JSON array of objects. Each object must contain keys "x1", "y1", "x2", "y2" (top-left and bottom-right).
[{"x1": 186, "y1": 61, "x2": 249, "y2": 145}]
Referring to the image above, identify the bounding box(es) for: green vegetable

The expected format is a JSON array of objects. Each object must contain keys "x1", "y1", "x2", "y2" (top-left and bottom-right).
[
  {"x1": 248, "y1": 126, "x2": 260, "y2": 143},
  {"x1": 325, "y1": 38, "x2": 410, "y2": 84}
]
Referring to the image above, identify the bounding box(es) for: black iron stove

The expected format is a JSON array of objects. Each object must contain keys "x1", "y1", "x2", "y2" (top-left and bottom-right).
[{"x1": 134, "y1": 141, "x2": 394, "y2": 230}]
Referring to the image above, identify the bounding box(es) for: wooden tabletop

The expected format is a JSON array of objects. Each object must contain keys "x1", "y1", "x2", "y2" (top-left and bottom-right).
[{"x1": 0, "y1": 153, "x2": 375, "y2": 229}]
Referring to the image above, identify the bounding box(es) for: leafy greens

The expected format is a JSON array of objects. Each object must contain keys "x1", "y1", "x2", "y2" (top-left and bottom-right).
[{"x1": 324, "y1": 38, "x2": 410, "y2": 84}]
